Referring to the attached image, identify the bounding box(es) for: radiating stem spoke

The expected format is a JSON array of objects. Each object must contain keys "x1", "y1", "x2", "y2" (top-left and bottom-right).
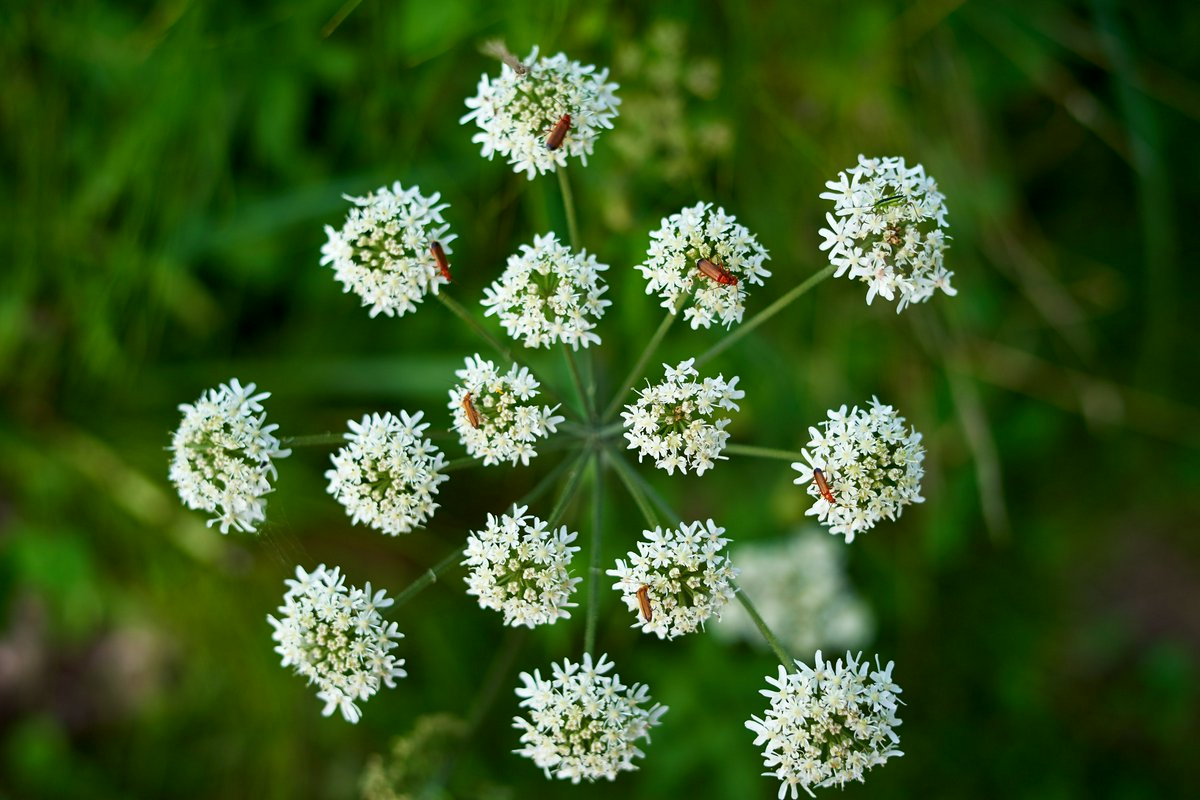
[
  {"x1": 724, "y1": 443, "x2": 805, "y2": 462},
  {"x1": 602, "y1": 305, "x2": 680, "y2": 421},
  {"x1": 280, "y1": 432, "x2": 344, "y2": 448},
  {"x1": 437, "y1": 292, "x2": 515, "y2": 363},
  {"x1": 732, "y1": 579, "x2": 794, "y2": 668},
  {"x1": 557, "y1": 166, "x2": 581, "y2": 251},
  {"x1": 583, "y1": 451, "x2": 604, "y2": 654}
]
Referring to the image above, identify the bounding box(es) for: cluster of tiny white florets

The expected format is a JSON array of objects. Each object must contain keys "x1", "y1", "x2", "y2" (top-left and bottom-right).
[
  {"x1": 746, "y1": 651, "x2": 904, "y2": 799},
  {"x1": 267, "y1": 564, "x2": 407, "y2": 724},
  {"x1": 168, "y1": 379, "x2": 291, "y2": 534},
  {"x1": 462, "y1": 46, "x2": 621, "y2": 179},
  {"x1": 637, "y1": 202, "x2": 772, "y2": 329},
  {"x1": 791, "y1": 397, "x2": 925, "y2": 543},
  {"x1": 481, "y1": 232, "x2": 611, "y2": 350},
  {"x1": 449, "y1": 354, "x2": 565, "y2": 467},
  {"x1": 513, "y1": 653, "x2": 667, "y2": 783},
  {"x1": 622, "y1": 358, "x2": 744, "y2": 475},
  {"x1": 819, "y1": 155, "x2": 954, "y2": 312},
  {"x1": 325, "y1": 411, "x2": 449, "y2": 536},
  {"x1": 320, "y1": 182, "x2": 454, "y2": 318},
  {"x1": 714, "y1": 529, "x2": 873, "y2": 655},
  {"x1": 463, "y1": 504, "x2": 581, "y2": 628},
  {"x1": 607, "y1": 519, "x2": 738, "y2": 639}
]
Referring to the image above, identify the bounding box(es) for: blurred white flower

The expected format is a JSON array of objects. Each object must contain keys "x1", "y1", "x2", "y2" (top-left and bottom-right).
[
  {"x1": 462, "y1": 46, "x2": 621, "y2": 179},
  {"x1": 637, "y1": 202, "x2": 771, "y2": 329},
  {"x1": 462, "y1": 504, "x2": 581, "y2": 628},
  {"x1": 449, "y1": 354, "x2": 565, "y2": 467},
  {"x1": 819, "y1": 155, "x2": 954, "y2": 312},
  {"x1": 481, "y1": 232, "x2": 611, "y2": 350},
  {"x1": 325, "y1": 411, "x2": 449, "y2": 536},
  {"x1": 746, "y1": 651, "x2": 903, "y2": 798},
  {"x1": 267, "y1": 564, "x2": 406, "y2": 724},
  {"x1": 713, "y1": 528, "x2": 873, "y2": 655},
  {"x1": 791, "y1": 397, "x2": 925, "y2": 542},
  {"x1": 622, "y1": 358, "x2": 744, "y2": 475},
  {"x1": 513, "y1": 653, "x2": 667, "y2": 782},
  {"x1": 168, "y1": 378, "x2": 291, "y2": 534},
  {"x1": 320, "y1": 182, "x2": 454, "y2": 318},
  {"x1": 606, "y1": 519, "x2": 737, "y2": 639}
]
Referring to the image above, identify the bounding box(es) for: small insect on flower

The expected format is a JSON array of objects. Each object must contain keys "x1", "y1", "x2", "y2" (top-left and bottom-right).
[
  {"x1": 461, "y1": 392, "x2": 482, "y2": 429},
  {"x1": 696, "y1": 257, "x2": 739, "y2": 286},
  {"x1": 813, "y1": 468, "x2": 836, "y2": 505},
  {"x1": 430, "y1": 240, "x2": 452, "y2": 282},
  {"x1": 636, "y1": 585, "x2": 653, "y2": 623},
  {"x1": 545, "y1": 113, "x2": 571, "y2": 151}
]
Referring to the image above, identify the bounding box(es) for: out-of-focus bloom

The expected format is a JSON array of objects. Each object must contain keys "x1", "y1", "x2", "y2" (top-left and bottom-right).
[
  {"x1": 321, "y1": 182, "x2": 454, "y2": 318},
  {"x1": 481, "y1": 232, "x2": 611, "y2": 350},
  {"x1": 622, "y1": 358, "x2": 743, "y2": 475},
  {"x1": 169, "y1": 379, "x2": 291, "y2": 534},
  {"x1": 637, "y1": 202, "x2": 771, "y2": 329},
  {"x1": 462, "y1": 46, "x2": 621, "y2": 179},
  {"x1": 463, "y1": 504, "x2": 581, "y2": 628},
  {"x1": 449, "y1": 354, "x2": 565, "y2": 467},
  {"x1": 268, "y1": 564, "x2": 406, "y2": 723},
  {"x1": 325, "y1": 411, "x2": 449, "y2": 535},
  {"x1": 607, "y1": 519, "x2": 737, "y2": 639},
  {"x1": 513, "y1": 653, "x2": 667, "y2": 782},
  {"x1": 791, "y1": 397, "x2": 925, "y2": 542},
  {"x1": 746, "y1": 651, "x2": 903, "y2": 798},
  {"x1": 818, "y1": 155, "x2": 954, "y2": 312}
]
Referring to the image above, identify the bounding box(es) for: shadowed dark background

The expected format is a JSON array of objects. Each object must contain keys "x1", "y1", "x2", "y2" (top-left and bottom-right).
[{"x1": 2, "y1": 0, "x2": 1198, "y2": 797}]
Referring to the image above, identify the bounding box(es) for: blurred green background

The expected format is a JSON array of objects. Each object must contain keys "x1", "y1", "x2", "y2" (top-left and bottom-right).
[{"x1": 3, "y1": 0, "x2": 1199, "y2": 797}]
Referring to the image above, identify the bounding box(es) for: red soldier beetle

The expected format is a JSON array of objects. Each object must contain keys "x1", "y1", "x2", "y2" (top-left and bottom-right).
[
  {"x1": 430, "y1": 240, "x2": 452, "y2": 282},
  {"x1": 696, "y1": 257, "x2": 738, "y2": 286},
  {"x1": 546, "y1": 113, "x2": 571, "y2": 151},
  {"x1": 636, "y1": 585, "x2": 653, "y2": 623},
  {"x1": 461, "y1": 392, "x2": 482, "y2": 429},
  {"x1": 813, "y1": 468, "x2": 836, "y2": 505}
]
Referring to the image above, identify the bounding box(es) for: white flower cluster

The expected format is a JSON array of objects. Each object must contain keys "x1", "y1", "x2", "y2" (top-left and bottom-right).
[
  {"x1": 746, "y1": 651, "x2": 903, "y2": 798},
  {"x1": 320, "y1": 182, "x2": 454, "y2": 318},
  {"x1": 168, "y1": 379, "x2": 291, "y2": 534},
  {"x1": 463, "y1": 504, "x2": 582, "y2": 628},
  {"x1": 481, "y1": 232, "x2": 611, "y2": 350},
  {"x1": 449, "y1": 355, "x2": 565, "y2": 466},
  {"x1": 513, "y1": 653, "x2": 667, "y2": 783},
  {"x1": 791, "y1": 397, "x2": 925, "y2": 542},
  {"x1": 462, "y1": 46, "x2": 621, "y2": 179},
  {"x1": 637, "y1": 202, "x2": 771, "y2": 329},
  {"x1": 622, "y1": 358, "x2": 744, "y2": 475},
  {"x1": 325, "y1": 411, "x2": 449, "y2": 536},
  {"x1": 267, "y1": 564, "x2": 407, "y2": 724},
  {"x1": 606, "y1": 519, "x2": 738, "y2": 639},
  {"x1": 819, "y1": 155, "x2": 955, "y2": 312},
  {"x1": 713, "y1": 529, "x2": 873, "y2": 655}
]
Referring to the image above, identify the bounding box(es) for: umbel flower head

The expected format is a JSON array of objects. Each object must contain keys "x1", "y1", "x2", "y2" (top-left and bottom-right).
[
  {"x1": 449, "y1": 354, "x2": 565, "y2": 466},
  {"x1": 268, "y1": 564, "x2": 407, "y2": 724},
  {"x1": 463, "y1": 504, "x2": 582, "y2": 628},
  {"x1": 320, "y1": 181, "x2": 454, "y2": 318},
  {"x1": 714, "y1": 528, "x2": 873, "y2": 655},
  {"x1": 622, "y1": 358, "x2": 744, "y2": 475},
  {"x1": 462, "y1": 45, "x2": 621, "y2": 179},
  {"x1": 325, "y1": 411, "x2": 449, "y2": 536},
  {"x1": 513, "y1": 652, "x2": 667, "y2": 783},
  {"x1": 637, "y1": 202, "x2": 772, "y2": 329},
  {"x1": 791, "y1": 397, "x2": 925, "y2": 542},
  {"x1": 168, "y1": 378, "x2": 291, "y2": 534},
  {"x1": 746, "y1": 651, "x2": 904, "y2": 798},
  {"x1": 481, "y1": 232, "x2": 611, "y2": 350},
  {"x1": 819, "y1": 155, "x2": 955, "y2": 312},
  {"x1": 607, "y1": 519, "x2": 738, "y2": 639}
]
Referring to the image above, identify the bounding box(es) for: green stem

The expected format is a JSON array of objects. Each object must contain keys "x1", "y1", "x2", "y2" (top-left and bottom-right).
[
  {"x1": 442, "y1": 456, "x2": 479, "y2": 472},
  {"x1": 602, "y1": 305, "x2": 680, "y2": 421},
  {"x1": 557, "y1": 166, "x2": 581, "y2": 251},
  {"x1": 604, "y1": 450, "x2": 661, "y2": 530},
  {"x1": 392, "y1": 546, "x2": 463, "y2": 608},
  {"x1": 546, "y1": 452, "x2": 591, "y2": 526},
  {"x1": 583, "y1": 451, "x2": 605, "y2": 655},
  {"x1": 606, "y1": 449, "x2": 676, "y2": 523},
  {"x1": 723, "y1": 443, "x2": 805, "y2": 462},
  {"x1": 732, "y1": 579, "x2": 793, "y2": 668},
  {"x1": 280, "y1": 433, "x2": 343, "y2": 447},
  {"x1": 437, "y1": 292, "x2": 515, "y2": 363},
  {"x1": 563, "y1": 345, "x2": 593, "y2": 422},
  {"x1": 694, "y1": 263, "x2": 835, "y2": 367}
]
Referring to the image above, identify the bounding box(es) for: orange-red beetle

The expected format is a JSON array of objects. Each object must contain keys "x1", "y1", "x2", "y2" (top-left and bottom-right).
[
  {"x1": 461, "y1": 392, "x2": 481, "y2": 429},
  {"x1": 636, "y1": 585, "x2": 653, "y2": 623},
  {"x1": 546, "y1": 113, "x2": 571, "y2": 151},
  {"x1": 696, "y1": 257, "x2": 739, "y2": 286},
  {"x1": 812, "y1": 468, "x2": 836, "y2": 504},
  {"x1": 430, "y1": 240, "x2": 452, "y2": 282}
]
